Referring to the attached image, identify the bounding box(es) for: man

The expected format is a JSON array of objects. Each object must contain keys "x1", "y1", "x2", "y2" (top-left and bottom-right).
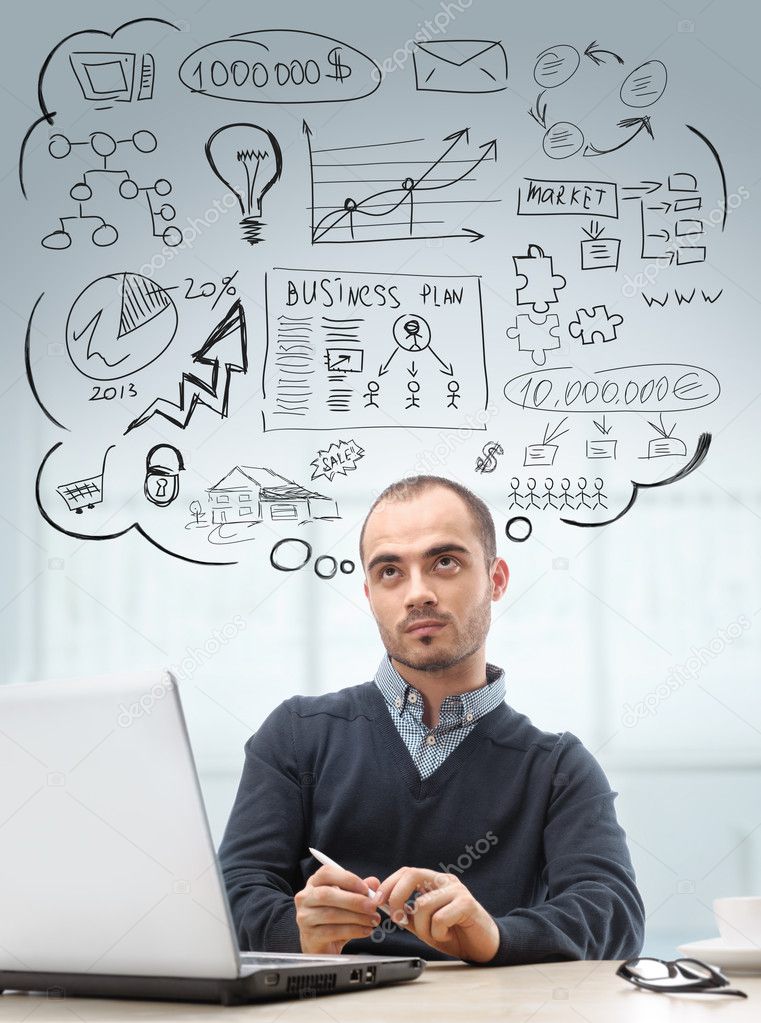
[{"x1": 219, "y1": 476, "x2": 645, "y2": 965}]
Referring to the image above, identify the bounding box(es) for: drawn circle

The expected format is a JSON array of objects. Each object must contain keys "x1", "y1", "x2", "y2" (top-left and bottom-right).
[
  {"x1": 620, "y1": 60, "x2": 667, "y2": 108},
  {"x1": 270, "y1": 538, "x2": 312, "y2": 572},
  {"x1": 533, "y1": 45, "x2": 580, "y2": 88},
  {"x1": 393, "y1": 312, "x2": 431, "y2": 353},
  {"x1": 505, "y1": 516, "x2": 532, "y2": 543},
  {"x1": 402, "y1": 177, "x2": 414, "y2": 191},
  {"x1": 154, "y1": 178, "x2": 172, "y2": 196},
  {"x1": 407, "y1": 380, "x2": 420, "y2": 392},
  {"x1": 366, "y1": 380, "x2": 379, "y2": 393},
  {"x1": 90, "y1": 132, "x2": 117, "y2": 158},
  {"x1": 70, "y1": 182, "x2": 92, "y2": 202},
  {"x1": 447, "y1": 380, "x2": 459, "y2": 393},
  {"x1": 542, "y1": 122, "x2": 584, "y2": 159},
  {"x1": 314, "y1": 555, "x2": 338, "y2": 579},
  {"x1": 163, "y1": 226, "x2": 183, "y2": 247},
  {"x1": 340, "y1": 559, "x2": 355, "y2": 574},
  {"x1": 119, "y1": 179, "x2": 140, "y2": 200},
  {"x1": 49, "y1": 134, "x2": 71, "y2": 159},
  {"x1": 132, "y1": 130, "x2": 158, "y2": 153},
  {"x1": 159, "y1": 204, "x2": 176, "y2": 221},
  {"x1": 66, "y1": 272, "x2": 178, "y2": 381},
  {"x1": 92, "y1": 224, "x2": 118, "y2": 247},
  {"x1": 344, "y1": 197, "x2": 357, "y2": 211}
]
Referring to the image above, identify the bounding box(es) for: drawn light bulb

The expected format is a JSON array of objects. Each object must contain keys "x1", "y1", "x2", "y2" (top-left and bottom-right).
[{"x1": 204, "y1": 123, "x2": 283, "y2": 245}]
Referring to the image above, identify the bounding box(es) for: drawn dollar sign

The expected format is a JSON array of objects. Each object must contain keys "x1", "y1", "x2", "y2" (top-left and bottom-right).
[
  {"x1": 326, "y1": 46, "x2": 352, "y2": 82},
  {"x1": 475, "y1": 441, "x2": 504, "y2": 474}
]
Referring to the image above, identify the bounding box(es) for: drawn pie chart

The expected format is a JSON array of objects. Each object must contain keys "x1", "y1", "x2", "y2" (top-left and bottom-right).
[{"x1": 66, "y1": 272, "x2": 178, "y2": 380}]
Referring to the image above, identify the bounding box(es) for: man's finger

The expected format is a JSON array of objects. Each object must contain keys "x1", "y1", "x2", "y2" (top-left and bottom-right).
[{"x1": 309, "y1": 863, "x2": 372, "y2": 896}]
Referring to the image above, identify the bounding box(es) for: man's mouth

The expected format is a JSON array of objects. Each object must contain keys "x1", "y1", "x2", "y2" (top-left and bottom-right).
[{"x1": 404, "y1": 620, "x2": 447, "y2": 636}]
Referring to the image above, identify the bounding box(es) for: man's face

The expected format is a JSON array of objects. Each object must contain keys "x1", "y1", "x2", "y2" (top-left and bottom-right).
[{"x1": 362, "y1": 486, "x2": 508, "y2": 673}]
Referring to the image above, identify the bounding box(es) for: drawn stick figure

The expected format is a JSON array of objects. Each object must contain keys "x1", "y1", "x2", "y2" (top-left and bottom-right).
[
  {"x1": 575, "y1": 476, "x2": 590, "y2": 509},
  {"x1": 508, "y1": 477, "x2": 524, "y2": 509},
  {"x1": 592, "y1": 477, "x2": 607, "y2": 509},
  {"x1": 406, "y1": 379, "x2": 421, "y2": 409},
  {"x1": 559, "y1": 477, "x2": 575, "y2": 510},
  {"x1": 543, "y1": 477, "x2": 558, "y2": 509},
  {"x1": 446, "y1": 379, "x2": 461, "y2": 408},
  {"x1": 525, "y1": 477, "x2": 541, "y2": 509},
  {"x1": 364, "y1": 379, "x2": 380, "y2": 408}
]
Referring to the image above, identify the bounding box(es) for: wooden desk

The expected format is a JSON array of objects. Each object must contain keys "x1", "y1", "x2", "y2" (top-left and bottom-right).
[{"x1": 0, "y1": 960, "x2": 758, "y2": 1021}]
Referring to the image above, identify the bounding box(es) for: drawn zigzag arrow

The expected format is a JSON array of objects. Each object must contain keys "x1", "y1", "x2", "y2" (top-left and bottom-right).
[{"x1": 125, "y1": 299, "x2": 248, "y2": 433}]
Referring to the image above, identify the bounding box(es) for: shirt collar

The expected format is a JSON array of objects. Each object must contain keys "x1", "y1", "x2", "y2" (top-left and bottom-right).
[{"x1": 374, "y1": 652, "x2": 506, "y2": 721}]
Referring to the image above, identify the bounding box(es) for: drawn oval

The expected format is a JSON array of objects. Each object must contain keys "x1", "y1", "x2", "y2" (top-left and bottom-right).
[
  {"x1": 620, "y1": 60, "x2": 668, "y2": 108},
  {"x1": 534, "y1": 45, "x2": 580, "y2": 88},
  {"x1": 179, "y1": 30, "x2": 381, "y2": 104},
  {"x1": 543, "y1": 121, "x2": 584, "y2": 159}
]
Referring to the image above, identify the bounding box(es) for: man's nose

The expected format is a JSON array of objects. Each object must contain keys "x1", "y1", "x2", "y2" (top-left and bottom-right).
[{"x1": 404, "y1": 570, "x2": 437, "y2": 608}]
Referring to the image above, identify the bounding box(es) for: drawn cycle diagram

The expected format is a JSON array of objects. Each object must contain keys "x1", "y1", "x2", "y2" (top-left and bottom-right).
[{"x1": 18, "y1": 16, "x2": 730, "y2": 563}]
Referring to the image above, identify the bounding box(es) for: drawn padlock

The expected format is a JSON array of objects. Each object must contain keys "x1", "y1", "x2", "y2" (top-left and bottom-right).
[
  {"x1": 513, "y1": 243, "x2": 567, "y2": 314},
  {"x1": 144, "y1": 444, "x2": 185, "y2": 507}
]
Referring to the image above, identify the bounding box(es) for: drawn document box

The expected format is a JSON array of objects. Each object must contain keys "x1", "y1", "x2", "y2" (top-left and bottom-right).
[{"x1": 413, "y1": 40, "x2": 508, "y2": 93}]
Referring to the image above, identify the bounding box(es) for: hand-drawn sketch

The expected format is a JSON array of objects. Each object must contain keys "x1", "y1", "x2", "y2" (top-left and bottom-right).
[
  {"x1": 620, "y1": 60, "x2": 668, "y2": 107},
  {"x1": 514, "y1": 244, "x2": 567, "y2": 313},
  {"x1": 586, "y1": 417, "x2": 617, "y2": 459},
  {"x1": 69, "y1": 50, "x2": 155, "y2": 106},
  {"x1": 310, "y1": 439, "x2": 365, "y2": 481},
  {"x1": 178, "y1": 30, "x2": 381, "y2": 103},
  {"x1": 305, "y1": 125, "x2": 497, "y2": 244},
  {"x1": 41, "y1": 129, "x2": 181, "y2": 250},
  {"x1": 505, "y1": 364, "x2": 720, "y2": 414},
  {"x1": 506, "y1": 313, "x2": 561, "y2": 366},
  {"x1": 580, "y1": 222, "x2": 621, "y2": 270},
  {"x1": 200, "y1": 466, "x2": 339, "y2": 545},
  {"x1": 624, "y1": 174, "x2": 707, "y2": 264},
  {"x1": 474, "y1": 441, "x2": 504, "y2": 473},
  {"x1": 412, "y1": 40, "x2": 508, "y2": 93},
  {"x1": 641, "y1": 288, "x2": 723, "y2": 307},
  {"x1": 643, "y1": 415, "x2": 688, "y2": 458},
  {"x1": 125, "y1": 299, "x2": 247, "y2": 433},
  {"x1": 144, "y1": 445, "x2": 185, "y2": 506},
  {"x1": 533, "y1": 45, "x2": 581, "y2": 87},
  {"x1": 505, "y1": 516, "x2": 532, "y2": 542},
  {"x1": 56, "y1": 445, "x2": 115, "y2": 513},
  {"x1": 66, "y1": 273, "x2": 178, "y2": 380},
  {"x1": 523, "y1": 419, "x2": 570, "y2": 467},
  {"x1": 543, "y1": 121, "x2": 585, "y2": 159},
  {"x1": 262, "y1": 269, "x2": 488, "y2": 431},
  {"x1": 205, "y1": 123, "x2": 282, "y2": 244},
  {"x1": 517, "y1": 179, "x2": 618, "y2": 218},
  {"x1": 584, "y1": 115, "x2": 654, "y2": 156},
  {"x1": 568, "y1": 305, "x2": 624, "y2": 344}
]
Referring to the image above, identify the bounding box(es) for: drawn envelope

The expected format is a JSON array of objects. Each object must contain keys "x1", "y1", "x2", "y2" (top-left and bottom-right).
[{"x1": 413, "y1": 40, "x2": 508, "y2": 93}]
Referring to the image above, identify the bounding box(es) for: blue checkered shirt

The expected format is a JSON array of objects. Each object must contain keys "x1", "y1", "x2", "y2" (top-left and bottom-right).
[{"x1": 373, "y1": 653, "x2": 506, "y2": 779}]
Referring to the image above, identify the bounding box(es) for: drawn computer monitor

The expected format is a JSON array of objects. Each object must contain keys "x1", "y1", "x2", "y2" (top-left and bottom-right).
[{"x1": 69, "y1": 52, "x2": 154, "y2": 104}]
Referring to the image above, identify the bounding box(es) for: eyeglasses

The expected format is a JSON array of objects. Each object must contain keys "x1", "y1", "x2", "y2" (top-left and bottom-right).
[{"x1": 616, "y1": 956, "x2": 747, "y2": 998}]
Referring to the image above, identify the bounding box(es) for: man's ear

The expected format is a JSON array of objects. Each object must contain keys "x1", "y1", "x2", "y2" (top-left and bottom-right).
[
  {"x1": 363, "y1": 578, "x2": 370, "y2": 601},
  {"x1": 491, "y1": 558, "x2": 509, "y2": 601}
]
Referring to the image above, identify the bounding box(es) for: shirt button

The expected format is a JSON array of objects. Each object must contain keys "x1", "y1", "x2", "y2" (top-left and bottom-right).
[
  {"x1": 465, "y1": 712, "x2": 474, "y2": 722},
  {"x1": 408, "y1": 693, "x2": 417, "y2": 704},
  {"x1": 395, "y1": 696, "x2": 403, "y2": 708},
  {"x1": 425, "y1": 734, "x2": 436, "y2": 745}
]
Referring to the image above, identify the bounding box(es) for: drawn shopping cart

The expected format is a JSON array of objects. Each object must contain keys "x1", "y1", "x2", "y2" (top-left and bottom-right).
[{"x1": 56, "y1": 445, "x2": 115, "y2": 514}]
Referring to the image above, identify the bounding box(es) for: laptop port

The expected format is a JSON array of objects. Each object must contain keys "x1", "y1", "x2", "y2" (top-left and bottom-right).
[
  {"x1": 349, "y1": 968, "x2": 362, "y2": 983},
  {"x1": 364, "y1": 966, "x2": 376, "y2": 982},
  {"x1": 264, "y1": 972, "x2": 279, "y2": 986}
]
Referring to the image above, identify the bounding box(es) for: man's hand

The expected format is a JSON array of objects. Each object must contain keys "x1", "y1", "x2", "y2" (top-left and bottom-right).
[
  {"x1": 375, "y1": 867, "x2": 500, "y2": 963},
  {"x1": 295, "y1": 864, "x2": 383, "y2": 955}
]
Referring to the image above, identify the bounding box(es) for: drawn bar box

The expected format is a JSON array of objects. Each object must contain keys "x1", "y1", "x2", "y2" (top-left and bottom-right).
[{"x1": 518, "y1": 179, "x2": 619, "y2": 218}]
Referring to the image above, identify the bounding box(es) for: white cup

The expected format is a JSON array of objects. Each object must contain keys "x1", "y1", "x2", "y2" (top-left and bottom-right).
[{"x1": 713, "y1": 896, "x2": 761, "y2": 947}]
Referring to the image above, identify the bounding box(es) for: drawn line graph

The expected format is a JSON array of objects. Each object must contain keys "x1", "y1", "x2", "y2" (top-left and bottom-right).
[{"x1": 303, "y1": 123, "x2": 498, "y2": 244}]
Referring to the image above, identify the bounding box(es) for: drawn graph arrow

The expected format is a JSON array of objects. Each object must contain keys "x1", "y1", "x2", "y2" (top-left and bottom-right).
[
  {"x1": 307, "y1": 125, "x2": 495, "y2": 243},
  {"x1": 125, "y1": 300, "x2": 247, "y2": 433},
  {"x1": 584, "y1": 116, "x2": 653, "y2": 156}
]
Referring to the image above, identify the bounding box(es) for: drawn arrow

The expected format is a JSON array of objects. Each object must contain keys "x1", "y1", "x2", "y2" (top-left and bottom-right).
[
  {"x1": 378, "y1": 348, "x2": 397, "y2": 377},
  {"x1": 593, "y1": 414, "x2": 612, "y2": 436},
  {"x1": 413, "y1": 137, "x2": 496, "y2": 193},
  {"x1": 407, "y1": 361, "x2": 418, "y2": 378},
  {"x1": 528, "y1": 91, "x2": 547, "y2": 128},
  {"x1": 430, "y1": 347, "x2": 454, "y2": 376},
  {"x1": 621, "y1": 180, "x2": 662, "y2": 199},
  {"x1": 646, "y1": 201, "x2": 672, "y2": 214},
  {"x1": 411, "y1": 127, "x2": 470, "y2": 189},
  {"x1": 584, "y1": 41, "x2": 624, "y2": 66},
  {"x1": 125, "y1": 299, "x2": 247, "y2": 433},
  {"x1": 303, "y1": 120, "x2": 316, "y2": 242},
  {"x1": 584, "y1": 116, "x2": 653, "y2": 156}
]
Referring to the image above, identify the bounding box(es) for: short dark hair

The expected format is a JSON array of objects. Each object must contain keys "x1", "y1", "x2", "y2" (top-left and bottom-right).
[{"x1": 359, "y1": 475, "x2": 496, "y2": 571}]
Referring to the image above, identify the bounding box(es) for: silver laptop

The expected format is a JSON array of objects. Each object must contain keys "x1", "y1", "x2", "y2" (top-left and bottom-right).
[{"x1": 0, "y1": 671, "x2": 424, "y2": 1004}]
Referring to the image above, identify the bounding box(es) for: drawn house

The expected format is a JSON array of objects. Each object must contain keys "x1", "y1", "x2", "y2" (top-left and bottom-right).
[{"x1": 207, "y1": 466, "x2": 339, "y2": 524}]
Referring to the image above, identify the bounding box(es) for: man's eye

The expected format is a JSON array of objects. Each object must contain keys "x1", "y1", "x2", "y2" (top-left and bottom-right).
[
  {"x1": 437, "y1": 556, "x2": 459, "y2": 569},
  {"x1": 380, "y1": 566, "x2": 397, "y2": 579}
]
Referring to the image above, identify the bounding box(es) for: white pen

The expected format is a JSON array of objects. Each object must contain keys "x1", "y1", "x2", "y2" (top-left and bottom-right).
[{"x1": 308, "y1": 846, "x2": 401, "y2": 921}]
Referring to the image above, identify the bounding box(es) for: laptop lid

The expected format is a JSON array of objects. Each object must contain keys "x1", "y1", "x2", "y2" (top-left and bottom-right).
[{"x1": 0, "y1": 670, "x2": 241, "y2": 979}]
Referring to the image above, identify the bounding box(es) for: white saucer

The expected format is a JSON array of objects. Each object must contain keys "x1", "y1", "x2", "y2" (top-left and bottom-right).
[{"x1": 677, "y1": 937, "x2": 761, "y2": 974}]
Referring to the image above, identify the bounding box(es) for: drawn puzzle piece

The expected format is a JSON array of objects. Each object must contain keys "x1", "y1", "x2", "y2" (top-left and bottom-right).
[
  {"x1": 513, "y1": 243, "x2": 566, "y2": 313},
  {"x1": 506, "y1": 313, "x2": 560, "y2": 366},
  {"x1": 568, "y1": 305, "x2": 623, "y2": 344}
]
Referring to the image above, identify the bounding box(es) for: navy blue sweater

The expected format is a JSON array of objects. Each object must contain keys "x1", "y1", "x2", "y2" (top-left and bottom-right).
[{"x1": 218, "y1": 678, "x2": 645, "y2": 965}]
